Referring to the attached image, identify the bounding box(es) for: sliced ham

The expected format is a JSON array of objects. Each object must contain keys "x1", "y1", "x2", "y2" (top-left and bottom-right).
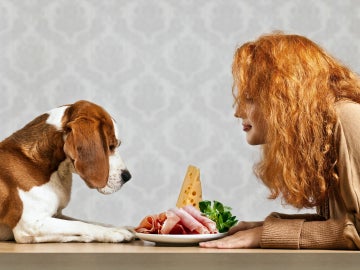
[
  {"x1": 134, "y1": 214, "x2": 158, "y2": 233},
  {"x1": 135, "y1": 206, "x2": 219, "y2": 235},
  {"x1": 169, "y1": 207, "x2": 210, "y2": 234},
  {"x1": 183, "y1": 205, "x2": 218, "y2": 233},
  {"x1": 160, "y1": 210, "x2": 181, "y2": 234},
  {"x1": 168, "y1": 223, "x2": 189, "y2": 234},
  {"x1": 135, "y1": 212, "x2": 166, "y2": 234}
]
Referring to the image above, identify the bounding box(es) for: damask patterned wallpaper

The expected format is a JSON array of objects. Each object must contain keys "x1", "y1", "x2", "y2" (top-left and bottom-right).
[{"x1": 0, "y1": 0, "x2": 359, "y2": 227}]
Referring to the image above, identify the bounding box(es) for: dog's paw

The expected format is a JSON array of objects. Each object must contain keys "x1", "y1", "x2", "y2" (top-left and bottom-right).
[{"x1": 104, "y1": 227, "x2": 135, "y2": 243}]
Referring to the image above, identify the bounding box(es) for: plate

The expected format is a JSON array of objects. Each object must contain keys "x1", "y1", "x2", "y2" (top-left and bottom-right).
[{"x1": 135, "y1": 232, "x2": 227, "y2": 245}]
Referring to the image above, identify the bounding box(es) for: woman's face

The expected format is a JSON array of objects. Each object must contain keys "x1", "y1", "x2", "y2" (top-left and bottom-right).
[{"x1": 235, "y1": 98, "x2": 268, "y2": 145}]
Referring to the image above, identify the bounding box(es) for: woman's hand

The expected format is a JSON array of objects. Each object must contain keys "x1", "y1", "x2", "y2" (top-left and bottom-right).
[
  {"x1": 199, "y1": 221, "x2": 263, "y2": 249},
  {"x1": 228, "y1": 221, "x2": 263, "y2": 235}
]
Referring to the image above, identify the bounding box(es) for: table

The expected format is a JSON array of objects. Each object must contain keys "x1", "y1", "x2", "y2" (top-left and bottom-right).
[{"x1": 0, "y1": 240, "x2": 359, "y2": 270}]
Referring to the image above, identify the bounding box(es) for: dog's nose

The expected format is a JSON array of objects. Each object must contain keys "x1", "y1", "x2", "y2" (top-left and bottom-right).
[{"x1": 121, "y1": 170, "x2": 132, "y2": 182}]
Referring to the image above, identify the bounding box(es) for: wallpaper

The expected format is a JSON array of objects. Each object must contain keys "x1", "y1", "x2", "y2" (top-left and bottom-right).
[{"x1": 0, "y1": 0, "x2": 359, "y2": 227}]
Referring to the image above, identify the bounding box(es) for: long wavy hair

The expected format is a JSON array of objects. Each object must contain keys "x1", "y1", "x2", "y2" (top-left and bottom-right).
[{"x1": 232, "y1": 33, "x2": 360, "y2": 208}]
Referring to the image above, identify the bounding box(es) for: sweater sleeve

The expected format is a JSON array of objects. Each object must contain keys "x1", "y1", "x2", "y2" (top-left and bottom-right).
[{"x1": 260, "y1": 213, "x2": 350, "y2": 249}]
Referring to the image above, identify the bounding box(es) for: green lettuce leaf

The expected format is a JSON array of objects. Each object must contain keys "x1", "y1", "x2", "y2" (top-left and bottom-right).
[{"x1": 199, "y1": 200, "x2": 238, "y2": 233}]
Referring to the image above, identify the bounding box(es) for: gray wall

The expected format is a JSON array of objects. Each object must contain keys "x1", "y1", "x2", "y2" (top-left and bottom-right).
[{"x1": 0, "y1": 0, "x2": 359, "y2": 227}]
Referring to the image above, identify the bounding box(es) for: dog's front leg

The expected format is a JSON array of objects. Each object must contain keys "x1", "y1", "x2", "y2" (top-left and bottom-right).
[
  {"x1": 13, "y1": 217, "x2": 135, "y2": 243},
  {"x1": 55, "y1": 212, "x2": 115, "y2": 228}
]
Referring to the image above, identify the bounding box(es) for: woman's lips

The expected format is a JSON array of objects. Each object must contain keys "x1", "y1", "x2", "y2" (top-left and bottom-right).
[{"x1": 242, "y1": 124, "x2": 252, "y2": 132}]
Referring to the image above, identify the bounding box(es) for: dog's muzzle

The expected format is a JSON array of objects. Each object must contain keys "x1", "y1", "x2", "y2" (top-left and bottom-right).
[{"x1": 97, "y1": 169, "x2": 132, "y2": 195}]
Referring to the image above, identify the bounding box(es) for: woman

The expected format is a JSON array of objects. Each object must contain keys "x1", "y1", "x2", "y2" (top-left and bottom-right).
[{"x1": 200, "y1": 33, "x2": 360, "y2": 249}]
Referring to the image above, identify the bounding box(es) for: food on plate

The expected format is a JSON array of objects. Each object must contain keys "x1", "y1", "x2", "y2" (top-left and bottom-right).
[
  {"x1": 134, "y1": 201, "x2": 238, "y2": 235},
  {"x1": 176, "y1": 165, "x2": 202, "y2": 209},
  {"x1": 199, "y1": 200, "x2": 238, "y2": 233},
  {"x1": 135, "y1": 205, "x2": 218, "y2": 235},
  {"x1": 135, "y1": 166, "x2": 238, "y2": 236}
]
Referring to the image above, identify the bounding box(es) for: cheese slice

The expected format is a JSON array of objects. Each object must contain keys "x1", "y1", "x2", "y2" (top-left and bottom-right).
[{"x1": 176, "y1": 165, "x2": 202, "y2": 209}]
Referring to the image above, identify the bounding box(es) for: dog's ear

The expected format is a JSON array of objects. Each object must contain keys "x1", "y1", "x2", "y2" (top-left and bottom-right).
[{"x1": 63, "y1": 118, "x2": 109, "y2": 189}]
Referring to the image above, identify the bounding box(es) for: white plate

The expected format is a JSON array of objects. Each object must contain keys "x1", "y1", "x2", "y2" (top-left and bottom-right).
[{"x1": 135, "y1": 232, "x2": 227, "y2": 245}]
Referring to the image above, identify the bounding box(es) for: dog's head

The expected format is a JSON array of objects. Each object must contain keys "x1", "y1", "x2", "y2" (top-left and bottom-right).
[{"x1": 59, "y1": 100, "x2": 131, "y2": 194}]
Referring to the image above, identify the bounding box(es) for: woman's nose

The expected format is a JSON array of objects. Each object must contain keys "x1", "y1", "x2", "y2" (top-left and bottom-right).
[{"x1": 234, "y1": 106, "x2": 245, "y2": 119}]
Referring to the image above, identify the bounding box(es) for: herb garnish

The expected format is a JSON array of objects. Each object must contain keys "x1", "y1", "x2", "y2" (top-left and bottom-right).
[{"x1": 199, "y1": 200, "x2": 238, "y2": 233}]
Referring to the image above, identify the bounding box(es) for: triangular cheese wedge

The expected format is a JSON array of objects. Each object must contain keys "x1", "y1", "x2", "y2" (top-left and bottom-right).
[{"x1": 176, "y1": 165, "x2": 202, "y2": 209}]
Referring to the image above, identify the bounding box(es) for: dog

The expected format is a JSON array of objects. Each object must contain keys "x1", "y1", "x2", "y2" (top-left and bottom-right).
[{"x1": 0, "y1": 100, "x2": 134, "y2": 243}]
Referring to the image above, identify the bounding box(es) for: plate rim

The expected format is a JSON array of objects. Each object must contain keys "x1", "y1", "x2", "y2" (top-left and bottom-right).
[{"x1": 135, "y1": 232, "x2": 227, "y2": 244}]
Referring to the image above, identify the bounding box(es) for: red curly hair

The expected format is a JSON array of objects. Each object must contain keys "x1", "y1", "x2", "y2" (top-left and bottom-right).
[{"x1": 232, "y1": 33, "x2": 360, "y2": 208}]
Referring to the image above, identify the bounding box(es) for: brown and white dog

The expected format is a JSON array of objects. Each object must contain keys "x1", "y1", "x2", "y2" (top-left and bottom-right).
[{"x1": 0, "y1": 100, "x2": 134, "y2": 243}]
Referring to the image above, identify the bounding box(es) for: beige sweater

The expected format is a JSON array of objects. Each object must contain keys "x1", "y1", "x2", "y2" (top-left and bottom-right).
[{"x1": 260, "y1": 101, "x2": 360, "y2": 249}]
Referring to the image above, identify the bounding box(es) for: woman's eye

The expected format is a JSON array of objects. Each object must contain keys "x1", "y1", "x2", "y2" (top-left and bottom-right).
[
  {"x1": 109, "y1": 145, "x2": 116, "y2": 151},
  {"x1": 109, "y1": 140, "x2": 121, "y2": 152}
]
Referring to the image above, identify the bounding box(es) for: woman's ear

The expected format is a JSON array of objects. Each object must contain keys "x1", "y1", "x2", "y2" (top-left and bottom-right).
[{"x1": 63, "y1": 118, "x2": 109, "y2": 189}]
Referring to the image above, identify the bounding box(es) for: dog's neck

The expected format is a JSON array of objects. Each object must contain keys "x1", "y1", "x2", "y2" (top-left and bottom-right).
[
  {"x1": 51, "y1": 158, "x2": 75, "y2": 211},
  {"x1": 1, "y1": 113, "x2": 67, "y2": 185}
]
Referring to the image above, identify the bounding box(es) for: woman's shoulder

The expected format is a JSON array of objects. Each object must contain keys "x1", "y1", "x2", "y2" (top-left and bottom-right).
[
  {"x1": 335, "y1": 100, "x2": 360, "y2": 119},
  {"x1": 334, "y1": 100, "x2": 360, "y2": 137}
]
